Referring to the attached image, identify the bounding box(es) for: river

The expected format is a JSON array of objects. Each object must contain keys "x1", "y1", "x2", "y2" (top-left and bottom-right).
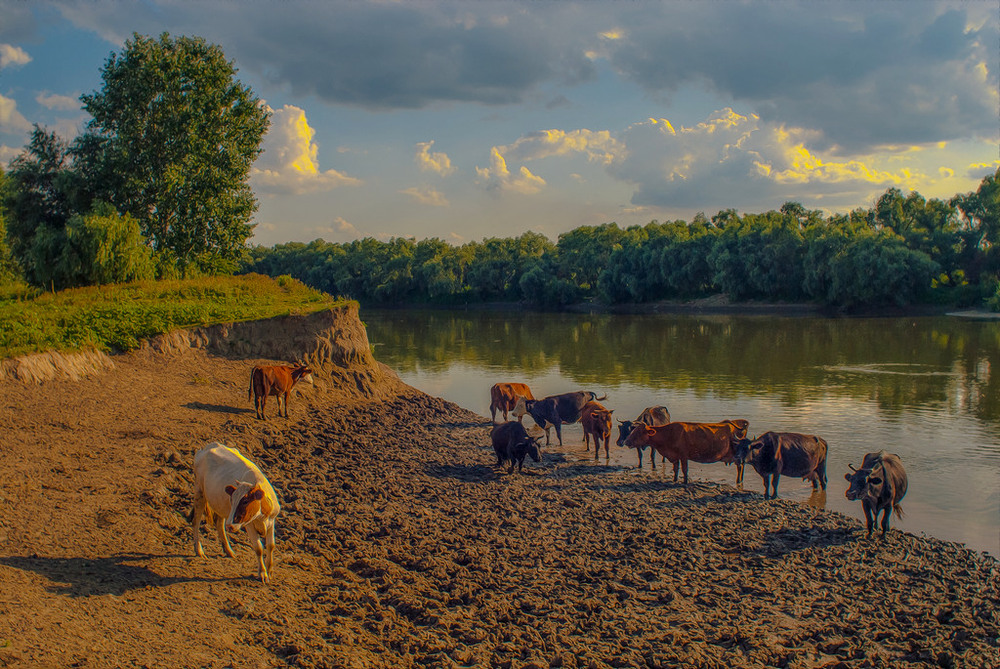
[{"x1": 362, "y1": 308, "x2": 1000, "y2": 557}]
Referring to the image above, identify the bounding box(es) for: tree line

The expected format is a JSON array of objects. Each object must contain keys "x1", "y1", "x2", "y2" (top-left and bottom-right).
[{"x1": 244, "y1": 171, "x2": 1000, "y2": 311}]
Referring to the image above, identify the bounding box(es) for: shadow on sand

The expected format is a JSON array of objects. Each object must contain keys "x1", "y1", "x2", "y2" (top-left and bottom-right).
[
  {"x1": 0, "y1": 553, "x2": 230, "y2": 597},
  {"x1": 183, "y1": 402, "x2": 254, "y2": 415}
]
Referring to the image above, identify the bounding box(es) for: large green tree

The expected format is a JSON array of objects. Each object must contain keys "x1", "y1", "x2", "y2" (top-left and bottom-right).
[{"x1": 75, "y1": 32, "x2": 270, "y2": 274}]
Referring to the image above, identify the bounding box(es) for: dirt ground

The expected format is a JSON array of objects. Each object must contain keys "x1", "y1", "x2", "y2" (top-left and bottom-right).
[{"x1": 1, "y1": 337, "x2": 998, "y2": 668}]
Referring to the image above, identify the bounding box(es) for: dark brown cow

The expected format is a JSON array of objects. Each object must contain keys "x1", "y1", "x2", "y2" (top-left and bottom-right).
[
  {"x1": 739, "y1": 431, "x2": 828, "y2": 499},
  {"x1": 489, "y1": 383, "x2": 535, "y2": 423},
  {"x1": 249, "y1": 364, "x2": 314, "y2": 420},
  {"x1": 845, "y1": 451, "x2": 908, "y2": 537},
  {"x1": 581, "y1": 401, "x2": 615, "y2": 458},
  {"x1": 517, "y1": 391, "x2": 608, "y2": 446},
  {"x1": 490, "y1": 421, "x2": 541, "y2": 474},
  {"x1": 616, "y1": 405, "x2": 671, "y2": 467},
  {"x1": 624, "y1": 419, "x2": 749, "y2": 484}
]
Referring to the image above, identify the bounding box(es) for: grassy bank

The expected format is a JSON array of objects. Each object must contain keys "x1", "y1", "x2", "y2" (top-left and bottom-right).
[{"x1": 0, "y1": 274, "x2": 344, "y2": 359}]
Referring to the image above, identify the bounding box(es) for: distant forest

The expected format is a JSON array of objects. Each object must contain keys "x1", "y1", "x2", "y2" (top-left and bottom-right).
[{"x1": 245, "y1": 170, "x2": 1000, "y2": 311}]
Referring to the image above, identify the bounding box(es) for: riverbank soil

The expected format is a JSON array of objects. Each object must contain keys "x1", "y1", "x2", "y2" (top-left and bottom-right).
[{"x1": 1, "y1": 347, "x2": 998, "y2": 668}]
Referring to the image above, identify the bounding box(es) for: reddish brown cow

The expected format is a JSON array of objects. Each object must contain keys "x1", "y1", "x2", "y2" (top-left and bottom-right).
[
  {"x1": 249, "y1": 364, "x2": 314, "y2": 420},
  {"x1": 489, "y1": 383, "x2": 535, "y2": 423},
  {"x1": 624, "y1": 420, "x2": 749, "y2": 484},
  {"x1": 581, "y1": 401, "x2": 615, "y2": 458}
]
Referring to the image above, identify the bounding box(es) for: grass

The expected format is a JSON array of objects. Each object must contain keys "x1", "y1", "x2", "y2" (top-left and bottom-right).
[{"x1": 0, "y1": 274, "x2": 347, "y2": 359}]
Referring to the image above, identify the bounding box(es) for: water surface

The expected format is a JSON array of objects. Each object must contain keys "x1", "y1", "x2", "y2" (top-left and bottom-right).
[{"x1": 363, "y1": 309, "x2": 1000, "y2": 557}]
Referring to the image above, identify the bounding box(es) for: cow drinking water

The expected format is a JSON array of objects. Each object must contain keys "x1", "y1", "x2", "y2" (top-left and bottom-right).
[{"x1": 192, "y1": 442, "x2": 281, "y2": 584}]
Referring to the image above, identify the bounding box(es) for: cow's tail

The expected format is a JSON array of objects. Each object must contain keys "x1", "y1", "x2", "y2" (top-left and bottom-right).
[
  {"x1": 592, "y1": 392, "x2": 608, "y2": 401},
  {"x1": 892, "y1": 502, "x2": 905, "y2": 520}
]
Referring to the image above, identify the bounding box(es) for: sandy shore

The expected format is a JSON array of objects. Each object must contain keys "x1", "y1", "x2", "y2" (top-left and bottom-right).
[{"x1": 0, "y1": 342, "x2": 998, "y2": 668}]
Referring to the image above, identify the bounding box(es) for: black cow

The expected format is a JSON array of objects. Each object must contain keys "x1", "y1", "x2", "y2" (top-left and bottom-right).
[
  {"x1": 616, "y1": 405, "x2": 671, "y2": 467},
  {"x1": 737, "y1": 431, "x2": 828, "y2": 499},
  {"x1": 519, "y1": 391, "x2": 607, "y2": 446},
  {"x1": 490, "y1": 421, "x2": 541, "y2": 474},
  {"x1": 845, "y1": 451, "x2": 908, "y2": 537}
]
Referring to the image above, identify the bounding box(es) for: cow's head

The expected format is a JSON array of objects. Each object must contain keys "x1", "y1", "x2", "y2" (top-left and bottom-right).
[
  {"x1": 844, "y1": 465, "x2": 872, "y2": 501},
  {"x1": 727, "y1": 419, "x2": 750, "y2": 440},
  {"x1": 623, "y1": 422, "x2": 652, "y2": 451},
  {"x1": 225, "y1": 482, "x2": 269, "y2": 531},
  {"x1": 512, "y1": 396, "x2": 532, "y2": 420},
  {"x1": 746, "y1": 436, "x2": 779, "y2": 471},
  {"x1": 731, "y1": 437, "x2": 753, "y2": 464},
  {"x1": 616, "y1": 420, "x2": 635, "y2": 448},
  {"x1": 293, "y1": 365, "x2": 315, "y2": 385},
  {"x1": 592, "y1": 409, "x2": 613, "y2": 435}
]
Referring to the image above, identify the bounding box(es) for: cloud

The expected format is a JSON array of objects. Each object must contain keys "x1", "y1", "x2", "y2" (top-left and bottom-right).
[
  {"x1": 0, "y1": 93, "x2": 30, "y2": 132},
  {"x1": 610, "y1": 109, "x2": 926, "y2": 212},
  {"x1": 415, "y1": 141, "x2": 455, "y2": 176},
  {"x1": 475, "y1": 147, "x2": 546, "y2": 195},
  {"x1": 400, "y1": 186, "x2": 450, "y2": 207},
  {"x1": 251, "y1": 104, "x2": 362, "y2": 195},
  {"x1": 0, "y1": 44, "x2": 30, "y2": 69},
  {"x1": 502, "y1": 128, "x2": 625, "y2": 166},
  {"x1": 0, "y1": 144, "x2": 20, "y2": 166},
  {"x1": 36, "y1": 92, "x2": 80, "y2": 111},
  {"x1": 604, "y1": 3, "x2": 999, "y2": 151}
]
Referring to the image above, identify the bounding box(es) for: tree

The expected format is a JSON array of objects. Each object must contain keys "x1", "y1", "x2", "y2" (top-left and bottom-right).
[
  {"x1": 3, "y1": 125, "x2": 87, "y2": 286},
  {"x1": 55, "y1": 205, "x2": 155, "y2": 287},
  {"x1": 75, "y1": 32, "x2": 270, "y2": 274},
  {"x1": 0, "y1": 168, "x2": 21, "y2": 283}
]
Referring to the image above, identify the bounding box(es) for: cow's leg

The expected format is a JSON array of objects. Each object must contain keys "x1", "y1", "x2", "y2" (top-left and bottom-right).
[
  {"x1": 603, "y1": 435, "x2": 609, "y2": 458},
  {"x1": 650, "y1": 449, "x2": 656, "y2": 467},
  {"x1": 554, "y1": 422, "x2": 563, "y2": 446},
  {"x1": 214, "y1": 514, "x2": 235, "y2": 558},
  {"x1": 192, "y1": 490, "x2": 207, "y2": 558},
  {"x1": 862, "y1": 500, "x2": 875, "y2": 537},
  {"x1": 672, "y1": 459, "x2": 680, "y2": 482},
  {"x1": 771, "y1": 473, "x2": 781, "y2": 498},
  {"x1": 636, "y1": 448, "x2": 643, "y2": 468},
  {"x1": 490, "y1": 405, "x2": 497, "y2": 423},
  {"x1": 818, "y1": 459, "x2": 828, "y2": 489},
  {"x1": 736, "y1": 462, "x2": 744, "y2": 486},
  {"x1": 263, "y1": 521, "x2": 276, "y2": 580},
  {"x1": 246, "y1": 524, "x2": 269, "y2": 584},
  {"x1": 879, "y1": 507, "x2": 891, "y2": 536},
  {"x1": 681, "y1": 459, "x2": 690, "y2": 484}
]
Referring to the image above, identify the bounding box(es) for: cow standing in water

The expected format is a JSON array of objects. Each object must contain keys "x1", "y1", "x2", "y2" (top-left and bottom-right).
[
  {"x1": 736, "y1": 431, "x2": 828, "y2": 499},
  {"x1": 489, "y1": 383, "x2": 535, "y2": 424},
  {"x1": 624, "y1": 419, "x2": 749, "y2": 485},
  {"x1": 192, "y1": 442, "x2": 281, "y2": 584},
  {"x1": 616, "y1": 406, "x2": 671, "y2": 467},
  {"x1": 581, "y1": 401, "x2": 615, "y2": 458},
  {"x1": 249, "y1": 364, "x2": 314, "y2": 420},
  {"x1": 514, "y1": 391, "x2": 607, "y2": 446},
  {"x1": 845, "y1": 451, "x2": 908, "y2": 537}
]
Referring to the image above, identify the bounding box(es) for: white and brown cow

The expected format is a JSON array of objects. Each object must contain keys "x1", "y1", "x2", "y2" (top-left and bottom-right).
[{"x1": 192, "y1": 442, "x2": 281, "y2": 584}]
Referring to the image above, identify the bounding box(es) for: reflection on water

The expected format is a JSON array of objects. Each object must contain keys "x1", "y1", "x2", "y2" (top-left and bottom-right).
[{"x1": 364, "y1": 308, "x2": 1000, "y2": 557}]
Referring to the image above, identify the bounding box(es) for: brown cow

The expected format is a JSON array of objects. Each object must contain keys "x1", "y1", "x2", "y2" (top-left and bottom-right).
[
  {"x1": 845, "y1": 451, "x2": 908, "y2": 537},
  {"x1": 490, "y1": 383, "x2": 535, "y2": 423},
  {"x1": 624, "y1": 420, "x2": 749, "y2": 484},
  {"x1": 249, "y1": 364, "x2": 314, "y2": 420},
  {"x1": 617, "y1": 405, "x2": 671, "y2": 467},
  {"x1": 739, "y1": 431, "x2": 828, "y2": 499},
  {"x1": 581, "y1": 401, "x2": 615, "y2": 458}
]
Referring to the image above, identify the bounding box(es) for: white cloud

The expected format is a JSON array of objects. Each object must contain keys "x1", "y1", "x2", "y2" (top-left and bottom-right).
[
  {"x1": 475, "y1": 146, "x2": 546, "y2": 195},
  {"x1": 0, "y1": 93, "x2": 30, "y2": 132},
  {"x1": 0, "y1": 144, "x2": 21, "y2": 166},
  {"x1": 400, "y1": 186, "x2": 450, "y2": 207},
  {"x1": 415, "y1": 141, "x2": 455, "y2": 176},
  {"x1": 0, "y1": 44, "x2": 30, "y2": 69},
  {"x1": 251, "y1": 104, "x2": 362, "y2": 195},
  {"x1": 36, "y1": 92, "x2": 80, "y2": 111},
  {"x1": 503, "y1": 128, "x2": 625, "y2": 166}
]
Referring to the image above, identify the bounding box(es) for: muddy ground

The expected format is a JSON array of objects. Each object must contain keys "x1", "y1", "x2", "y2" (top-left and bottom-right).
[{"x1": 0, "y1": 345, "x2": 998, "y2": 668}]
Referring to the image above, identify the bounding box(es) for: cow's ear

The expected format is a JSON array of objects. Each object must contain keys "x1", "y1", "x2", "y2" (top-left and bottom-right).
[
  {"x1": 844, "y1": 473, "x2": 852, "y2": 482},
  {"x1": 225, "y1": 485, "x2": 237, "y2": 496},
  {"x1": 645, "y1": 426, "x2": 656, "y2": 436}
]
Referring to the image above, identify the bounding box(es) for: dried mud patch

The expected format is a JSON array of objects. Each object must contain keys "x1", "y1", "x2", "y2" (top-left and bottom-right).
[{"x1": 0, "y1": 349, "x2": 998, "y2": 668}]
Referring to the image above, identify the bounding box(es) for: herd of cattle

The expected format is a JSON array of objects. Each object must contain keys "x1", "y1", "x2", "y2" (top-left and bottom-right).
[
  {"x1": 187, "y1": 366, "x2": 910, "y2": 585},
  {"x1": 488, "y1": 383, "x2": 909, "y2": 539}
]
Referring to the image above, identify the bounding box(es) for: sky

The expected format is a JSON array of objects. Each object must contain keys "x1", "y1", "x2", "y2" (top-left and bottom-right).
[{"x1": 0, "y1": 1, "x2": 998, "y2": 247}]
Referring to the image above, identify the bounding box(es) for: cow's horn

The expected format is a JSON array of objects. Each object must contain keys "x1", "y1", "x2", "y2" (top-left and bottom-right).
[{"x1": 848, "y1": 463, "x2": 857, "y2": 472}]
